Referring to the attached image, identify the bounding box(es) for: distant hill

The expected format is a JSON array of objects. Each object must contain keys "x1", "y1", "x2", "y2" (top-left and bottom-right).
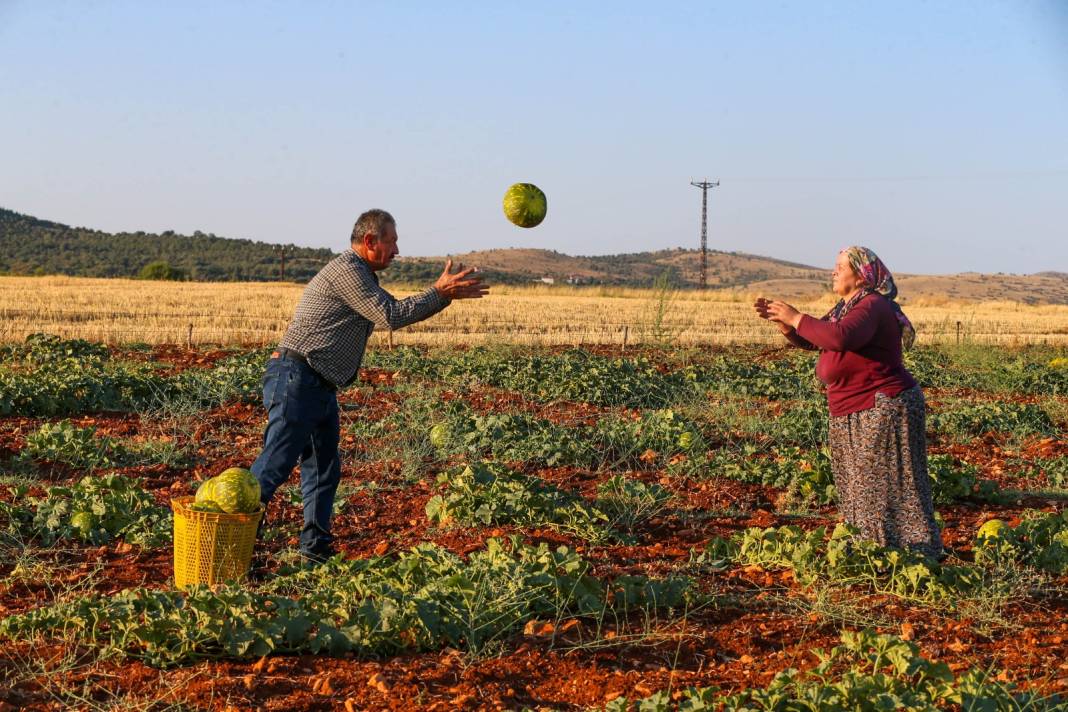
[
  {"x1": 0, "y1": 206, "x2": 825, "y2": 288},
  {"x1": 892, "y1": 272, "x2": 1068, "y2": 306},
  {"x1": 3, "y1": 207, "x2": 1066, "y2": 303},
  {"x1": 397, "y1": 247, "x2": 827, "y2": 290},
  {"x1": 0, "y1": 207, "x2": 334, "y2": 282},
  {"x1": 397, "y1": 248, "x2": 1068, "y2": 304}
]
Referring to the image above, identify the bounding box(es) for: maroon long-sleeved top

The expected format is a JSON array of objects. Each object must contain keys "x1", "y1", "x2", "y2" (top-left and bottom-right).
[{"x1": 784, "y1": 293, "x2": 917, "y2": 416}]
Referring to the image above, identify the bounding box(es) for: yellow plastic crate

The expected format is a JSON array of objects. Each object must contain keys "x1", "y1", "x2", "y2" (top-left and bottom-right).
[{"x1": 172, "y1": 496, "x2": 263, "y2": 588}]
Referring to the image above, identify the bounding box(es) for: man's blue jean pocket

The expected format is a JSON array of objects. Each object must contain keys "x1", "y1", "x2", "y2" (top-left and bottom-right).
[{"x1": 263, "y1": 358, "x2": 333, "y2": 423}]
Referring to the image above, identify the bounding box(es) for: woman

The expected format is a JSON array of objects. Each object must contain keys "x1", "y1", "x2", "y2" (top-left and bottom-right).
[{"x1": 754, "y1": 246, "x2": 942, "y2": 559}]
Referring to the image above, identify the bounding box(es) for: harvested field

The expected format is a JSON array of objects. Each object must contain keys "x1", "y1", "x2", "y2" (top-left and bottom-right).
[{"x1": 4, "y1": 275, "x2": 1068, "y2": 346}]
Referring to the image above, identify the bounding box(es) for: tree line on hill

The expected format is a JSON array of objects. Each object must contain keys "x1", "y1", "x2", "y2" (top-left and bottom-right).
[
  {"x1": 0, "y1": 208, "x2": 535, "y2": 285},
  {"x1": 0, "y1": 208, "x2": 336, "y2": 282},
  {"x1": 0, "y1": 206, "x2": 822, "y2": 289}
]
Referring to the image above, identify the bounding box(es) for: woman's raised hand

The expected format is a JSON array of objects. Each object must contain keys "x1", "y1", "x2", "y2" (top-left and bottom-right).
[
  {"x1": 755, "y1": 297, "x2": 803, "y2": 333},
  {"x1": 753, "y1": 297, "x2": 772, "y2": 320},
  {"x1": 764, "y1": 300, "x2": 803, "y2": 329}
]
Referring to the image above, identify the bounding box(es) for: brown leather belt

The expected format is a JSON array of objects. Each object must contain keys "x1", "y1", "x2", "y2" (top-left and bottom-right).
[{"x1": 271, "y1": 348, "x2": 337, "y2": 391}]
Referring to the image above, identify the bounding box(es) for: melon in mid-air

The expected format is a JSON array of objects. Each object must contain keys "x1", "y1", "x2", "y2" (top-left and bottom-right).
[{"x1": 503, "y1": 183, "x2": 547, "y2": 228}]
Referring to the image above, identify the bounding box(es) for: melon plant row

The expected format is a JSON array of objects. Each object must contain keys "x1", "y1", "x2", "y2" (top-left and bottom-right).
[
  {"x1": 0, "y1": 337, "x2": 268, "y2": 416},
  {"x1": 0, "y1": 538, "x2": 689, "y2": 666},
  {"x1": 600, "y1": 629, "x2": 1064, "y2": 711}
]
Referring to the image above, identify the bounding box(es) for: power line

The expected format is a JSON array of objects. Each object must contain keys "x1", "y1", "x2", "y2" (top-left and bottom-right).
[
  {"x1": 272, "y1": 245, "x2": 291, "y2": 280},
  {"x1": 718, "y1": 169, "x2": 1068, "y2": 184},
  {"x1": 690, "y1": 179, "x2": 720, "y2": 289}
]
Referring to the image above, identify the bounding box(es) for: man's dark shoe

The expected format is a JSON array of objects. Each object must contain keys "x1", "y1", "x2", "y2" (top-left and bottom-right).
[{"x1": 299, "y1": 546, "x2": 338, "y2": 568}]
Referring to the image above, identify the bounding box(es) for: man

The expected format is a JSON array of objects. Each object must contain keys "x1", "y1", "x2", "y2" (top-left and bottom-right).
[{"x1": 251, "y1": 209, "x2": 487, "y2": 563}]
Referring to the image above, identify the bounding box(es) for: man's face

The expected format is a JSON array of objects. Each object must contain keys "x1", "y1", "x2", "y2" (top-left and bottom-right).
[{"x1": 363, "y1": 224, "x2": 400, "y2": 271}]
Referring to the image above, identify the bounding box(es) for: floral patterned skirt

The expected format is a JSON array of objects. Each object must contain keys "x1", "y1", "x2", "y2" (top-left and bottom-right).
[{"x1": 828, "y1": 386, "x2": 942, "y2": 558}]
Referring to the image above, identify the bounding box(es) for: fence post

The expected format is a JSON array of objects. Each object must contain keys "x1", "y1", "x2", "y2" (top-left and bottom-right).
[
  {"x1": 621, "y1": 325, "x2": 628, "y2": 353},
  {"x1": 956, "y1": 321, "x2": 961, "y2": 345},
  {"x1": 186, "y1": 323, "x2": 193, "y2": 348},
  {"x1": 388, "y1": 328, "x2": 394, "y2": 351}
]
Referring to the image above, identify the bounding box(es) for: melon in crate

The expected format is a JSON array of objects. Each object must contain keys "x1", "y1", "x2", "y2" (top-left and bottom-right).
[
  {"x1": 194, "y1": 478, "x2": 218, "y2": 505},
  {"x1": 211, "y1": 467, "x2": 261, "y2": 514}
]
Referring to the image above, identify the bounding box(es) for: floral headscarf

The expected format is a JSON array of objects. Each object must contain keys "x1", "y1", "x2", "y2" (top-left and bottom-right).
[{"x1": 827, "y1": 246, "x2": 916, "y2": 350}]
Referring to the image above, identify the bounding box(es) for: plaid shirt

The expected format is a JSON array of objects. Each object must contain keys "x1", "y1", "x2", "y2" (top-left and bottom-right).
[{"x1": 279, "y1": 249, "x2": 449, "y2": 386}]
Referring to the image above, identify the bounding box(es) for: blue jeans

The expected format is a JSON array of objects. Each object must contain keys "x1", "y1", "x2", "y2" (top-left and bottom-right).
[{"x1": 251, "y1": 356, "x2": 340, "y2": 557}]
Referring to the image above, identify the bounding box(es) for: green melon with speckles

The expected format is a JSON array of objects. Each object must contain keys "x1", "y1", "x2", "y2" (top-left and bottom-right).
[
  {"x1": 977, "y1": 519, "x2": 1007, "y2": 541},
  {"x1": 195, "y1": 478, "x2": 218, "y2": 505},
  {"x1": 211, "y1": 467, "x2": 261, "y2": 514},
  {"x1": 429, "y1": 423, "x2": 451, "y2": 450},
  {"x1": 70, "y1": 511, "x2": 97, "y2": 535},
  {"x1": 503, "y1": 183, "x2": 547, "y2": 228}
]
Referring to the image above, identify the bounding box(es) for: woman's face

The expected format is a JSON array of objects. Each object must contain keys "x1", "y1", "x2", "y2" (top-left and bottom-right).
[{"x1": 831, "y1": 252, "x2": 863, "y2": 297}]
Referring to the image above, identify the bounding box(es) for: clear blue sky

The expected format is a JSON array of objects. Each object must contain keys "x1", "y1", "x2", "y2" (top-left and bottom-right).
[{"x1": 1, "y1": 1, "x2": 1065, "y2": 274}]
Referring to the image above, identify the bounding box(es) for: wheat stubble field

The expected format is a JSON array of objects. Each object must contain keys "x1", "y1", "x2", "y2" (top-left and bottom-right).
[{"x1": 3, "y1": 276, "x2": 1068, "y2": 347}]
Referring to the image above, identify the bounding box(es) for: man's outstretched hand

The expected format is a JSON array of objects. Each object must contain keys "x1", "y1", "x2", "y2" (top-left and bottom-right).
[{"x1": 434, "y1": 259, "x2": 489, "y2": 301}]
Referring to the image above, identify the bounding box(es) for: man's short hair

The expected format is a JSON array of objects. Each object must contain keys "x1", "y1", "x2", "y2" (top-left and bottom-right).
[{"x1": 351, "y1": 209, "x2": 396, "y2": 245}]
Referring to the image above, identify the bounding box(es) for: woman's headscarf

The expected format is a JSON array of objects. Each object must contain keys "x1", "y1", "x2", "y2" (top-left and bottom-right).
[{"x1": 827, "y1": 246, "x2": 916, "y2": 349}]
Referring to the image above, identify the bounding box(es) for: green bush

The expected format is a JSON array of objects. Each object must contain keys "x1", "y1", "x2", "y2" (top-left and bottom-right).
[
  {"x1": 680, "y1": 446, "x2": 836, "y2": 504},
  {"x1": 24, "y1": 420, "x2": 119, "y2": 470},
  {"x1": 428, "y1": 409, "x2": 595, "y2": 467},
  {"x1": 425, "y1": 463, "x2": 612, "y2": 541},
  {"x1": 606, "y1": 629, "x2": 1063, "y2": 711},
  {"x1": 138, "y1": 261, "x2": 186, "y2": 281},
  {"x1": 21, "y1": 420, "x2": 187, "y2": 471},
  {"x1": 595, "y1": 474, "x2": 671, "y2": 534},
  {"x1": 0, "y1": 337, "x2": 268, "y2": 416},
  {"x1": 369, "y1": 347, "x2": 698, "y2": 408},
  {"x1": 973, "y1": 510, "x2": 1068, "y2": 575},
  {"x1": 699, "y1": 522, "x2": 984, "y2": 603},
  {"x1": 426, "y1": 463, "x2": 673, "y2": 542},
  {"x1": 927, "y1": 454, "x2": 1001, "y2": 504},
  {"x1": 930, "y1": 401, "x2": 1055, "y2": 440},
  {"x1": 1, "y1": 474, "x2": 170, "y2": 547},
  {"x1": 696, "y1": 353, "x2": 819, "y2": 400}
]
